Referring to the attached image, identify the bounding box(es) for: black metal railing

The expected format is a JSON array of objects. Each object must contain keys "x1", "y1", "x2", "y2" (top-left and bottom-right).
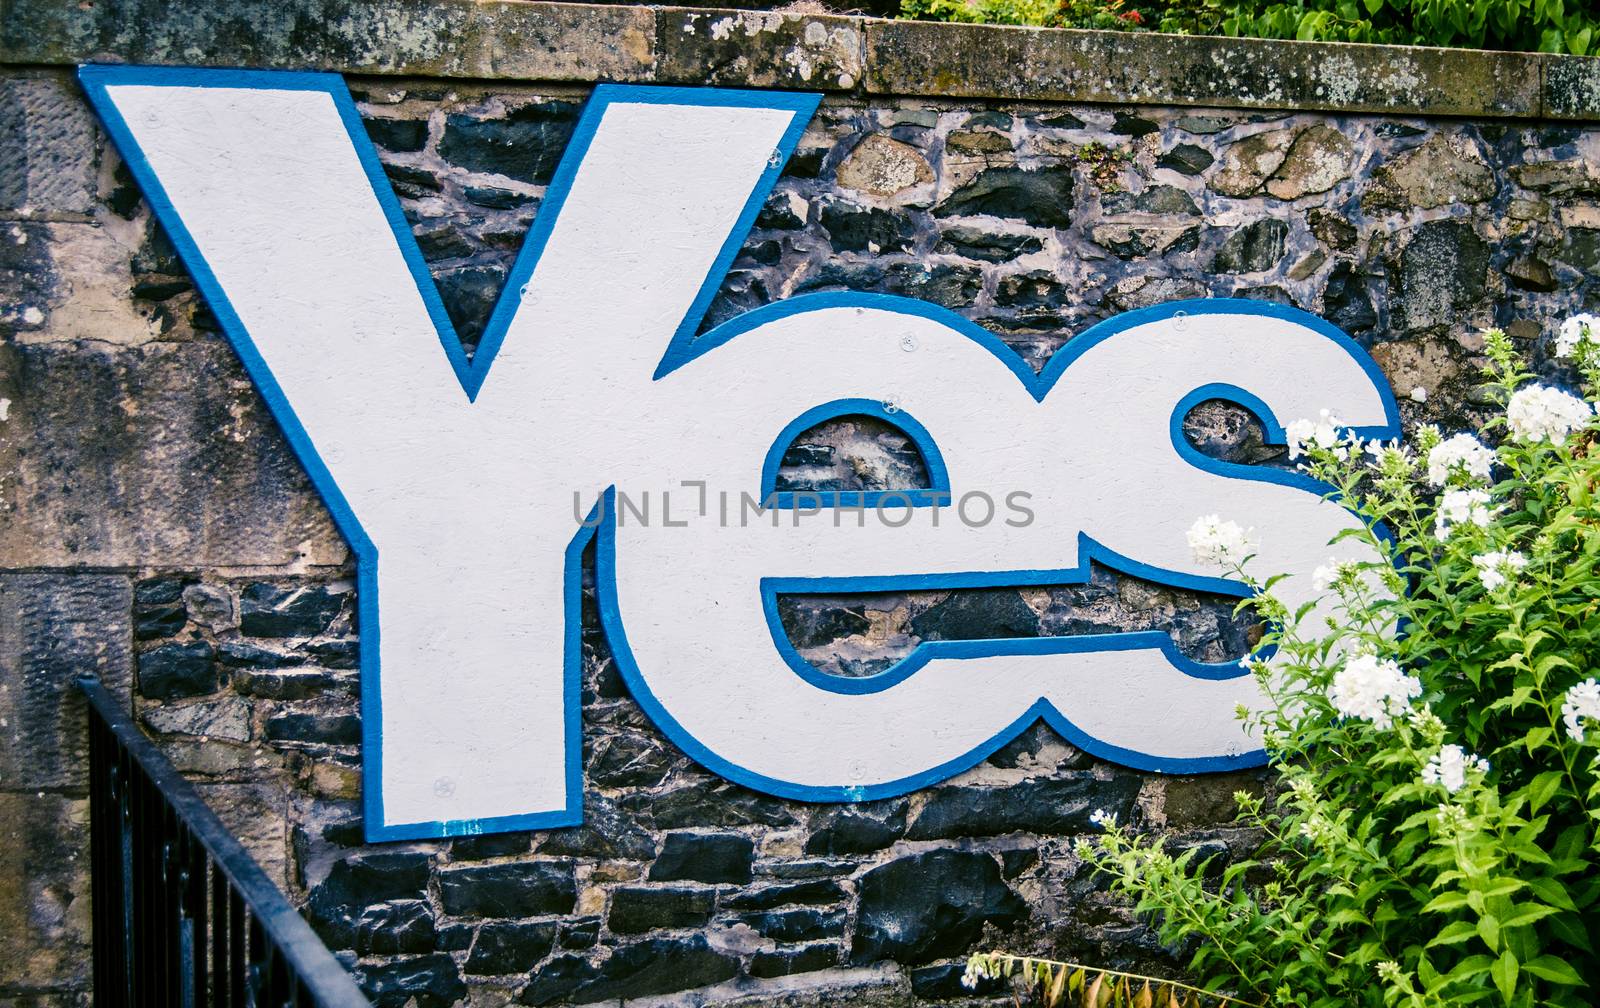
[{"x1": 80, "y1": 676, "x2": 371, "y2": 1008}]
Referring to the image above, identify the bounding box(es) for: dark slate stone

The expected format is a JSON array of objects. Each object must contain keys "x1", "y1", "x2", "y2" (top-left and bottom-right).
[
  {"x1": 239, "y1": 584, "x2": 345, "y2": 638},
  {"x1": 1000, "y1": 847, "x2": 1040, "y2": 879},
  {"x1": 1211, "y1": 219, "x2": 1290, "y2": 274},
  {"x1": 993, "y1": 270, "x2": 1066, "y2": 312},
  {"x1": 744, "y1": 238, "x2": 783, "y2": 265},
  {"x1": 1036, "y1": 111, "x2": 1086, "y2": 129},
  {"x1": 738, "y1": 907, "x2": 846, "y2": 943},
  {"x1": 885, "y1": 262, "x2": 984, "y2": 309},
  {"x1": 818, "y1": 200, "x2": 916, "y2": 254},
  {"x1": 757, "y1": 857, "x2": 856, "y2": 880},
  {"x1": 519, "y1": 954, "x2": 600, "y2": 1006},
  {"x1": 466, "y1": 921, "x2": 560, "y2": 975},
  {"x1": 437, "y1": 264, "x2": 507, "y2": 349},
  {"x1": 750, "y1": 943, "x2": 840, "y2": 979},
  {"x1": 305, "y1": 639, "x2": 360, "y2": 669},
  {"x1": 1308, "y1": 207, "x2": 1357, "y2": 250},
  {"x1": 648, "y1": 832, "x2": 754, "y2": 884},
  {"x1": 624, "y1": 780, "x2": 798, "y2": 829},
  {"x1": 321, "y1": 818, "x2": 365, "y2": 847},
  {"x1": 852, "y1": 850, "x2": 1028, "y2": 964},
  {"x1": 776, "y1": 600, "x2": 872, "y2": 650},
  {"x1": 805, "y1": 803, "x2": 907, "y2": 855},
  {"x1": 412, "y1": 222, "x2": 475, "y2": 262},
  {"x1": 588, "y1": 732, "x2": 676, "y2": 790},
  {"x1": 935, "y1": 166, "x2": 1074, "y2": 229},
  {"x1": 438, "y1": 861, "x2": 577, "y2": 918},
  {"x1": 134, "y1": 603, "x2": 186, "y2": 640},
  {"x1": 363, "y1": 117, "x2": 428, "y2": 153},
  {"x1": 234, "y1": 668, "x2": 340, "y2": 700},
  {"x1": 216, "y1": 641, "x2": 301, "y2": 669},
  {"x1": 1397, "y1": 219, "x2": 1489, "y2": 331},
  {"x1": 935, "y1": 225, "x2": 1043, "y2": 262},
  {"x1": 435, "y1": 922, "x2": 475, "y2": 952},
  {"x1": 722, "y1": 879, "x2": 847, "y2": 911},
  {"x1": 784, "y1": 145, "x2": 827, "y2": 178},
  {"x1": 452, "y1": 831, "x2": 532, "y2": 860},
  {"x1": 1129, "y1": 184, "x2": 1201, "y2": 215},
  {"x1": 908, "y1": 589, "x2": 1038, "y2": 641},
  {"x1": 308, "y1": 851, "x2": 432, "y2": 947},
  {"x1": 536, "y1": 794, "x2": 656, "y2": 860},
  {"x1": 463, "y1": 184, "x2": 531, "y2": 209},
  {"x1": 355, "y1": 900, "x2": 436, "y2": 956},
  {"x1": 1111, "y1": 112, "x2": 1159, "y2": 137},
  {"x1": 964, "y1": 110, "x2": 1013, "y2": 130},
  {"x1": 559, "y1": 917, "x2": 600, "y2": 949},
  {"x1": 906, "y1": 776, "x2": 1141, "y2": 840},
  {"x1": 382, "y1": 162, "x2": 442, "y2": 197},
  {"x1": 355, "y1": 954, "x2": 466, "y2": 1008},
  {"x1": 756, "y1": 190, "x2": 805, "y2": 230},
  {"x1": 136, "y1": 641, "x2": 217, "y2": 700},
  {"x1": 438, "y1": 101, "x2": 580, "y2": 185},
  {"x1": 1322, "y1": 260, "x2": 1377, "y2": 333},
  {"x1": 134, "y1": 576, "x2": 185, "y2": 607},
  {"x1": 1157, "y1": 142, "x2": 1215, "y2": 176},
  {"x1": 608, "y1": 886, "x2": 716, "y2": 933},
  {"x1": 779, "y1": 443, "x2": 835, "y2": 468},
  {"x1": 264, "y1": 712, "x2": 360, "y2": 746},
  {"x1": 793, "y1": 261, "x2": 887, "y2": 295},
  {"x1": 565, "y1": 936, "x2": 740, "y2": 1004}
]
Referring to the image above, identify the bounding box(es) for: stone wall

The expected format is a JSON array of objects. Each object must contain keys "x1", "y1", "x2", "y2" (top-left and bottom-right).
[{"x1": 4, "y1": 6, "x2": 1600, "y2": 1007}]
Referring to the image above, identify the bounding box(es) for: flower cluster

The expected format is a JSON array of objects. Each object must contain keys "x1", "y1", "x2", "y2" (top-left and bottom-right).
[
  {"x1": 1505, "y1": 384, "x2": 1592, "y2": 444},
  {"x1": 1434, "y1": 488, "x2": 1491, "y2": 540},
  {"x1": 1562, "y1": 678, "x2": 1600, "y2": 743},
  {"x1": 1421, "y1": 744, "x2": 1489, "y2": 793},
  {"x1": 1089, "y1": 808, "x2": 1117, "y2": 828},
  {"x1": 1329, "y1": 654, "x2": 1422, "y2": 730},
  {"x1": 1471, "y1": 549, "x2": 1527, "y2": 591},
  {"x1": 1555, "y1": 313, "x2": 1598, "y2": 361},
  {"x1": 1187, "y1": 515, "x2": 1255, "y2": 567},
  {"x1": 1285, "y1": 409, "x2": 1345, "y2": 460},
  {"x1": 1312, "y1": 557, "x2": 1359, "y2": 592},
  {"x1": 1425, "y1": 432, "x2": 1495, "y2": 487}
]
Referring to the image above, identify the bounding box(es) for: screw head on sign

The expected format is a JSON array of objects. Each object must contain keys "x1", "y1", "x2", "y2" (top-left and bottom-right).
[{"x1": 900, "y1": 335, "x2": 917, "y2": 352}]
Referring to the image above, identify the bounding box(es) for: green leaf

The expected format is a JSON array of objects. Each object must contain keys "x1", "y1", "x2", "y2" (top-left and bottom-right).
[
  {"x1": 1429, "y1": 920, "x2": 1479, "y2": 946},
  {"x1": 1522, "y1": 955, "x2": 1582, "y2": 985},
  {"x1": 1491, "y1": 950, "x2": 1518, "y2": 1004}
]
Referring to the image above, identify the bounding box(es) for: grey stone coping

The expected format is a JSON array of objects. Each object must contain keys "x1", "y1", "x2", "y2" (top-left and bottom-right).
[{"x1": 2, "y1": 0, "x2": 1597, "y2": 119}]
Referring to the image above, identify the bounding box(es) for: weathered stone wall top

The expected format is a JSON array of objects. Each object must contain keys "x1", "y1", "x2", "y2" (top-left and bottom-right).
[{"x1": 4, "y1": 0, "x2": 1600, "y2": 120}]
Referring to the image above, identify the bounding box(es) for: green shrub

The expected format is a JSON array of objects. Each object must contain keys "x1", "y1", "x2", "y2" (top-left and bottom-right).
[
  {"x1": 1057, "y1": 318, "x2": 1600, "y2": 1006},
  {"x1": 897, "y1": 0, "x2": 1599, "y2": 55}
]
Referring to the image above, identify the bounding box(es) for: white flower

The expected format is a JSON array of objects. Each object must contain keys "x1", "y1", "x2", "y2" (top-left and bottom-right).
[
  {"x1": 1312, "y1": 557, "x2": 1357, "y2": 591},
  {"x1": 1471, "y1": 550, "x2": 1527, "y2": 591},
  {"x1": 1329, "y1": 654, "x2": 1422, "y2": 730},
  {"x1": 1410, "y1": 386, "x2": 1428, "y2": 403},
  {"x1": 1089, "y1": 808, "x2": 1116, "y2": 828},
  {"x1": 1434, "y1": 488, "x2": 1492, "y2": 540},
  {"x1": 1425, "y1": 433, "x2": 1495, "y2": 487},
  {"x1": 1506, "y1": 384, "x2": 1593, "y2": 444},
  {"x1": 1561, "y1": 678, "x2": 1600, "y2": 743},
  {"x1": 1285, "y1": 409, "x2": 1345, "y2": 460},
  {"x1": 1556, "y1": 314, "x2": 1599, "y2": 360},
  {"x1": 1421, "y1": 744, "x2": 1489, "y2": 794},
  {"x1": 1187, "y1": 515, "x2": 1256, "y2": 567}
]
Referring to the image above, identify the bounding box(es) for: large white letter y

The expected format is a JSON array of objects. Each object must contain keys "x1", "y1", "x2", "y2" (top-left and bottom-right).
[{"x1": 81, "y1": 66, "x2": 818, "y2": 839}]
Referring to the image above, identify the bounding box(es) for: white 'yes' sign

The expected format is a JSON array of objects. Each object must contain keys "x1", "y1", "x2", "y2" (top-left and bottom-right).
[{"x1": 82, "y1": 67, "x2": 1401, "y2": 840}]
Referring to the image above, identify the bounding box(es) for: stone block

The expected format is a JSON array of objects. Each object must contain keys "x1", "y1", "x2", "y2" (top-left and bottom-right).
[
  {"x1": 864, "y1": 20, "x2": 1541, "y2": 117},
  {"x1": 607, "y1": 885, "x2": 715, "y2": 933},
  {"x1": 0, "y1": 341, "x2": 346, "y2": 568},
  {"x1": 465, "y1": 920, "x2": 559, "y2": 975},
  {"x1": 0, "y1": 574, "x2": 131, "y2": 791},
  {"x1": 0, "y1": 74, "x2": 98, "y2": 218},
  {"x1": 438, "y1": 860, "x2": 577, "y2": 918},
  {"x1": 648, "y1": 831, "x2": 753, "y2": 883},
  {"x1": 0, "y1": 793, "x2": 91, "y2": 993},
  {"x1": 658, "y1": 9, "x2": 864, "y2": 91},
  {"x1": 0, "y1": 0, "x2": 654, "y2": 83},
  {"x1": 852, "y1": 849, "x2": 1026, "y2": 964},
  {"x1": 905, "y1": 775, "x2": 1141, "y2": 840}
]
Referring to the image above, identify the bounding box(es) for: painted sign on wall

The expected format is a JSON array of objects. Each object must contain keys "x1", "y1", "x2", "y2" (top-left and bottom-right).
[{"x1": 81, "y1": 67, "x2": 1400, "y2": 841}]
